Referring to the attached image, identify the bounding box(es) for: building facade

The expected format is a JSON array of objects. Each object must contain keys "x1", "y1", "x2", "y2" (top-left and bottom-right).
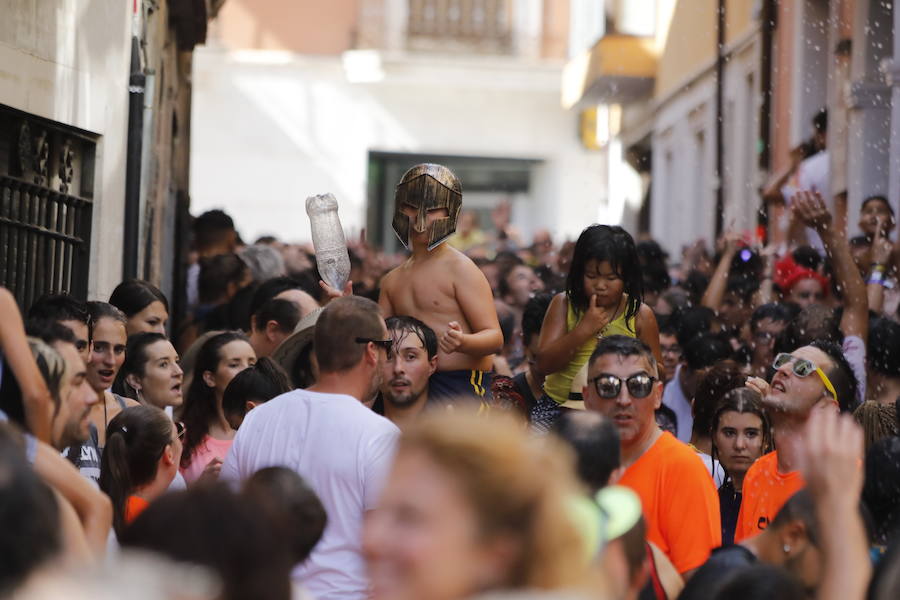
[
  {"x1": 0, "y1": 0, "x2": 220, "y2": 309},
  {"x1": 190, "y1": 0, "x2": 607, "y2": 250}
]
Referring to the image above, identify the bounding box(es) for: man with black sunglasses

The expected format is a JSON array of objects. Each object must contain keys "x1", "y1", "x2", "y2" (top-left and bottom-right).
[
  {"x1": 583, "y1": 335, "x2": 721, "y2": 581},
  {"x1": 736, "y1": 339, "x2": 858, "y2": 543},
  {"x1": 223, "y1": 296, "x2": 400, "y2": 600}
]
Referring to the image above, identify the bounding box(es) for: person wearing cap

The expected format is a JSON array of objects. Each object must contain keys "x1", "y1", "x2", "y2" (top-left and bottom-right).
[
  {"x1": 222, "y1": 296, "x2": 399, "y2": 600},
  {"x1": 582, "y1": 335, "x2": 720, "y2": 579}
]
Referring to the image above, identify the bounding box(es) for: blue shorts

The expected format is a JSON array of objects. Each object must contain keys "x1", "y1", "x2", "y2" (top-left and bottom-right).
[{"x1": 429, "y1": 369, "x2": 493, "y2": 405}]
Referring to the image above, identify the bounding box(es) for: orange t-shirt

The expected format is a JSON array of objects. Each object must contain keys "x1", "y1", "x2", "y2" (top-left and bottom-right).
[
  {"x1": 734, "y1": 451, "x2": 804, "y2": 542},
  {"x1": 619, "y1": 432, "x2": 722, "y2": 574},
  {"x1": 124, "y1": 495, "x2": 149, "y2": 525}
]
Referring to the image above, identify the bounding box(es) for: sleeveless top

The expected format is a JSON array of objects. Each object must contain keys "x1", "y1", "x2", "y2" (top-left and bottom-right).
[{"x1": 543, "y1": 297, "x2": 637, "y2": 404}]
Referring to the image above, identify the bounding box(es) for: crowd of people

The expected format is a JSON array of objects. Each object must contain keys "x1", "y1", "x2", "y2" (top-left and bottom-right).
[{"x1": 1, "y1": 160, "x2": 900, "y2": 600}]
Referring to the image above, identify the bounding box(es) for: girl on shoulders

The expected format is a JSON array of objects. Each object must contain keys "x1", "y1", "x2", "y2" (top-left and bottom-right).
[{"x1": 534, "y1": 225, "x2": 661, "y2": 429}]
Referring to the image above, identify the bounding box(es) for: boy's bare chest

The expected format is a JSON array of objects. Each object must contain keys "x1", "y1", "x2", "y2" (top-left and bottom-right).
[{"x1": 389, "y1": 267, "x2": 458, "y2": 314}]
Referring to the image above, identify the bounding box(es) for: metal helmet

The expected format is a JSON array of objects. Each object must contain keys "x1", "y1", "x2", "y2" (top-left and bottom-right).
[{"x1": 392, "y1": 163, "x2": 463, "y2": 250}]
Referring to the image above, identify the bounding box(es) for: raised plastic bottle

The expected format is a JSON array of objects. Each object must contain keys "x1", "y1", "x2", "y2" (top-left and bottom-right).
[{"x1": 306, "y1": 193, "x2": 351, "y2": 292}]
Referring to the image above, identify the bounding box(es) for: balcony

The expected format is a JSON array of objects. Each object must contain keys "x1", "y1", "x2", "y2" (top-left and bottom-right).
[
  {"x1": 406, "y1": 0, "x2": 513, "y2": 54},
  {"x1": 561, "y1": 34, "x2": 657, "y2": 109}
]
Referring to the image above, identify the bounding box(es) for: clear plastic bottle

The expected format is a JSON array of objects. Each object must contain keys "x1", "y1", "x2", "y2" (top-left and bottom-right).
[{"x1": 306, "y1": 193, "x2": 351, "y2": 291}]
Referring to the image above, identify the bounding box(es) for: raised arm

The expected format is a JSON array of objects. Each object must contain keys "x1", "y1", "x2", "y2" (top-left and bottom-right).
[
  {"x1": 636, "y1": 304, "x2": 663, "y2": 375},
  {"x1": 866, "y1": 219, "x2": 893, "y2": 315},
  {"x1": 0, "y1": 288, "x2": 52, "y2": 443},
  {"x1": 793, "y1": 191, "x2": 868, "y2": 342},
  {"x1": 535, "y1": 293, "x2": 611, "y2": 377},
  {"x1": 701, "y1": 233, "x2": 740, "y2": 312}
]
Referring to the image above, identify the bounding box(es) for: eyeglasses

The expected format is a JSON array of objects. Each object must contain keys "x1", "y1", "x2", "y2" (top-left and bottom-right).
[
  {"x1": 356, "y1": 337, "x2": 393, "y2": 353},
  {"x1": 174, "y1": 421, "x2": 186, "y2": 440},
  {"x1": 772, "y1": 353, "x2": 838, "y2": 405},
  {"x1": 589, "y1": 373, "x2": 656, "y2": 399}
]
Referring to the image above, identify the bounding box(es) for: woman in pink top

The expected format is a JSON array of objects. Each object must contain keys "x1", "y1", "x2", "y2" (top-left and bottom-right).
[{"x1": 180, "y1": 331, "x2": 256, "y2": 484}]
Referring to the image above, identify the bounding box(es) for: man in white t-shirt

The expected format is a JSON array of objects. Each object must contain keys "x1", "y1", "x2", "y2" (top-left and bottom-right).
[{"x1": 222, "y1": 296, "x2": 400, "y2": 600}]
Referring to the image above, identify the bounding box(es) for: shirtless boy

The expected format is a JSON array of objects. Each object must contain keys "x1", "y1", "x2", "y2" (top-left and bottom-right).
[{"x1": 379, "y1": 163, "x2": 503, "y2": 403}]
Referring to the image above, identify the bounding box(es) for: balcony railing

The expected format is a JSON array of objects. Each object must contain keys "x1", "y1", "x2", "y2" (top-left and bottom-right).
[{"x1": 406, "y1": 0, "x2": 513, "y2": 54}]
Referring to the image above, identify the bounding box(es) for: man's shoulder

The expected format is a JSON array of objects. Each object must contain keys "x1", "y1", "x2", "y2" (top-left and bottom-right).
[
  {"x1": 646, "y1": 433, "x2": 711, "y2": 479},
  {"x1": 743, "y1": 451, "x2": 779, "y2": 483}
]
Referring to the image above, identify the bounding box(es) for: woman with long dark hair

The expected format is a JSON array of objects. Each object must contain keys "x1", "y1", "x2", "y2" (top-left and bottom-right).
[
  {"x1": 534, "y1": 225, "x2": 661, "y2": 429},
  {"x1": 109, "y1": 279, "x2": 170, "y2": 336},
  {"x1": 116, "y1": 332, "x2": 184, "y2": 411},
  {"x1": 99, "y1": 405, "x2": 183, "y2": 536},
  {"x1": 179, "y1": 331, "x2": 255, "y2": 484},
  {"x1": 711, "y1": 387, "x2": 773, "y2": 545}
]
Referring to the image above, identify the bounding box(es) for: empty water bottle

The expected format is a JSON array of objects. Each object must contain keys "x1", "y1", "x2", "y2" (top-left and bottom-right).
[{"x1": 306, "y1": 193, "x2": 351, "y2": 291}]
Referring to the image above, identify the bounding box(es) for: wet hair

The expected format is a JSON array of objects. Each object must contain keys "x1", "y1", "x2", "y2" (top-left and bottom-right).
[
  {"x1": 869, "y1": 317, "x2": 900, "y2": 378},
  {"x1": 26, "y1": 293, "x2": 90, "y2": 329},
  {"x1": 198, "y1": 254, "x2": 249, "y2": 304},
  {"x1": 24, "y1": 319, "x2": 77, "y2": 348},
  {"x1": 115, "y1": 332, "x2": 170, "y2": 400},
  {"x1": 252, "y1": 298, "x2": 300, "y2": 335},
  {"x1": 222, "y1": 358, "x2": 292, "y2": 426},
  {"x1": 863, "y1": 435, "x2": 900, "y2": 546},
  {"x1": 791, "y1": 245, "x2": 822, "y2": 271},
  {"x1": 522, "y1": 293, "x2": 554, "y2": 347},
  {"x1": 589, "y1": 335, "x2": 657, "y2": 378},
  {"x1": 682, "y1": 270, "x2": 710, "y2": 306},
  {"x1": 242, "y1": 467, "x2": 327, "y2": 564},
  {"x1": 314, "y1": 296, "x2": 385, "y2": 373},
  {"x1": 853, "y1": 401, "x2": 898, "y2": 454},
  {"x1": 100, "y1": 405, "x2": 174, "y2": 537},
  {"x1": 385, "y1": 315, "x2": 437, "y2": 360},
  {"x1": 120, "y1": 484, "x2": 293, "y2": 600},
  {"x1": 181, "y1": 331, "x2": 251, "y2": 469},
  {"x1": 725, "y1": 276, "x2": 759, "y2": 304},
  {"x1": 109, "y1": 280, "x2": 169, "y2": 317},
  {"x1": 551, "y1": 411, "x2": 620, "y2": 494},
  {"x1": 0, "y1": 427, "x2": 60, "y2": 595},
  {"x1": 86, "y1": 301, "x2": 127, "y2": 327},
  {"x1": 712, "y1": 564, "x2": 805, "y2": 600},
  {"x1": 682, "y1": 333, "x2": 731, "y2": 372},
  {"x1": 710, "y1": 388, "x2": 772, "y2": 484},
  {"x1": 809, "y1": 339, "x2": 858, "y2": 412},
  {"x1": 672, "y1": 306, "x2": 716, "y2": 348},
  {"x1": 750, "y1": 303, "x2": 792, "y2": 333},
  {"x1": 773, "y1": 305, "x2": 841, "y2": 356},
  {"x1": 655, "y1": 404, "x2": 678, "y2": 436},
  {"x1": 192, "y1": 209, "x2": 235, "y2": 251},
  {"x1": 862, "y1": 195, "x2": 895, "y2": 217},
  {"x1": 691, "y1": 360, "x2": 747, "y2": 439},
  {"x1": 566, "y1": 225, "x2": 643, "y2": 330},
  {"x1": 771, "y1": 489, "x2": 820, "y2": 546}
]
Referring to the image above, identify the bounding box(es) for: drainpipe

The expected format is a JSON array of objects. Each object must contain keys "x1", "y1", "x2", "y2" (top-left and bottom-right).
[
  {"x1": 757, "y1": 0, "x2": 775, "y2": 240},
  {"x1": 714, "y1": 0, "x2": 726, "y2": 238},
  {"x1": 123, "y1": 4, "x2": 145, "y2": 281}
]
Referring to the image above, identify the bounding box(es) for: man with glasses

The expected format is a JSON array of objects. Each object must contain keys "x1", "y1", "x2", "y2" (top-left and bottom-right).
[
  {"x1": 583, "y1": 335, "x2": 721, "y2": 579},
  {"x1": 223, "y1": 296, "x2": 400, "y2": 600},
  {"x1": 736, "y1": 340, "x2": 858, "y2": 542}
]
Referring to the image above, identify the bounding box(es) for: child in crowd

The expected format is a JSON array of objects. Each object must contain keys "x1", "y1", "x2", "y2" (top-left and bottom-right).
[
  {"x1": 379, "y1": 164, "x2": 503, "y2": 404},
  {"x1": 534, "y1": 225, "x2": 661, "y2": 429}
]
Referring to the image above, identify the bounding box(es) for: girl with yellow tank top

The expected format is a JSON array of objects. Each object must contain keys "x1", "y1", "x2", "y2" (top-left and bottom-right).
[{"x1": 534, "y1": 225, "x2": 662, "y2": 429}]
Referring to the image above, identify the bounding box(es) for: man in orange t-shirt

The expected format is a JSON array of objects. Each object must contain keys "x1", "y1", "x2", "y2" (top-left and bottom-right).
[
  {"x1": 584, "y1": 336, "x2": 721, "y2": 577},
  {"x1": 736, "y1": 342, "x2": 857, "y2": 541}
]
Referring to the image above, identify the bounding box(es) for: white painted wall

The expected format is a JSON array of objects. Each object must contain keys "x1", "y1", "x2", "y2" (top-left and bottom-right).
[
  {"x1": 0, "y1": 0, "x2": 132, "y2": 299},
  {"x1": 190, "y1": 48, "x2": 606, "y2": 246}
]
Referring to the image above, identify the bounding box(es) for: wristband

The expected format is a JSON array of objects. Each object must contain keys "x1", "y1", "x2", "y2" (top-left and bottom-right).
[
  {"x1": 868, "y1": 270, "x2": 886, "y2": 285},
  {"x1": 872, "y1": 263, "x2": 887, "y2": 273}
]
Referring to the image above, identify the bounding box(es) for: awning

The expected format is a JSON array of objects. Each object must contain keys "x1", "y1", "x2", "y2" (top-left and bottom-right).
[{"x1": 561, "y1": 35, "x2": 657, "y2": 109}]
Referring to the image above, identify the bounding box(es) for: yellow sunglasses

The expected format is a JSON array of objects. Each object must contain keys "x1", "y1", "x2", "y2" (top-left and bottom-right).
[{"x1": 772, "y1": 353, "x2": 838, "y2": 407}]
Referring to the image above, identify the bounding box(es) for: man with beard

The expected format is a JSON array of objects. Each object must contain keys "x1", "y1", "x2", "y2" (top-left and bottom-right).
[
  {"x1": 374, "y1": 316, "x2": 438, "y2": 430},
  {"x1": 222, "y1": 296, "x2": 399, "y2": 600}
]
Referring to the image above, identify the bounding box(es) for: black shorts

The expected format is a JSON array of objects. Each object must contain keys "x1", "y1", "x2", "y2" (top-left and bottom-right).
[{"x1": 429, "y1": 369, "x2": 493, "y2": 405}]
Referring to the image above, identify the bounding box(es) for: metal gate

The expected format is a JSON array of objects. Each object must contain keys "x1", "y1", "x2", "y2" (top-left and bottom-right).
[{"x1": 0, "y1": 105, "x2": 95, "y2": 310}]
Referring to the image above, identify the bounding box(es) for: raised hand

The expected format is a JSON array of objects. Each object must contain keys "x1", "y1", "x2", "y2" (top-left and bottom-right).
[
  {"x1": 581, "y1": 294, "x2": 614, "y2": 337},
  {"x1": 872, "y1": 217, "x2": 893, "y2": 266},
  {"x1": 791, "y1": 190, "x2": 833, "y2": 232},
  {"x1": 319, "y1": 279, "x2": 354, "y2": 301}
]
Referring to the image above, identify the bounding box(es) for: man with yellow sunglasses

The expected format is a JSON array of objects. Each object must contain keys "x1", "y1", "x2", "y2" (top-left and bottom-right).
[{"x1": 735, "y1": 341, "x2": 858, "y2": 543}]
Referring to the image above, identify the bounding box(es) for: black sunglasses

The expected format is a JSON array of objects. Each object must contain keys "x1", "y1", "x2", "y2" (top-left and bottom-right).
[
  {"x1": 356, "y1": 337, "x2": 393, "y2": 353},
  {"x1": 589, "y1": 373, "x2": 656, "y2": 399}
]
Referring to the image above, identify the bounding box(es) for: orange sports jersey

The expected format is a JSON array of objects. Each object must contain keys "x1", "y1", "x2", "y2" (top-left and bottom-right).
[
  {"x1": 619, "y1": 432, "x2": 721, "y2": 574},
  {"x1": 734, "y1": 451, "x2": 804, "y2": 542}
]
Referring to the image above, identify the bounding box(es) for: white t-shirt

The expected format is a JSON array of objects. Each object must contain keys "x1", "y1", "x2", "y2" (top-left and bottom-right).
[
  {"x1": 662, "y1": 365, "x2": 694, "y2": 443},
  {"x1": 222, "y1": 389, "x2": 400, "y2": 600}
]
